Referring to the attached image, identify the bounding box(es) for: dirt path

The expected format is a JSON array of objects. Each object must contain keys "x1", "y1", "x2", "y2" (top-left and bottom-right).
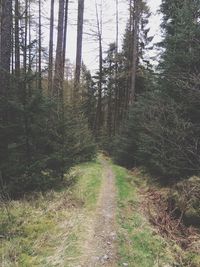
[{"x1": 78, "y1": 159, "x2": 117, "y2": 267}]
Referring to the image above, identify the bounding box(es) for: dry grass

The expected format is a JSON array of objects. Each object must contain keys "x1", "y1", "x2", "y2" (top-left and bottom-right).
[{"x1": 0, "y1": 159, "x2": 103, "y2": 267}]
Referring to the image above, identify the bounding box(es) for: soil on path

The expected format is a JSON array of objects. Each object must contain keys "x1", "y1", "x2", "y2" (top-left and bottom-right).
[{"x1": 78, "y1": 159, "x2": 117, "y2": 267}]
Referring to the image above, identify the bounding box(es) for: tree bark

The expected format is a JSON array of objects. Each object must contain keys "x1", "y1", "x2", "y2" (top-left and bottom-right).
[
  {"x1": 94, "y1": 1, "x2": 103, "y2": 136},
  {"x1": 113, "y1": 0, "x2": 119, "y2": 134},
  {"x1": 48, "y1": 0, "x2": 54, "y2": 96},
  {"x1": 0, "y1": 0, "x2": 12, "y2": 179},
  {"x1": 38, "y1": 0, "x2": 42, "y2": 90},
  {"x1": 53, "y1": 0, "x2": 65, "y2": 100},
  {"x1": 74, "y1": 0, "x2": 85, "y2": 97},
  {"x1": 62, "y1": 0, "x2": 69, "y2": 80},
  {"x1": 23, "y1": 0, "x2": 31, "y2": 164},
  {"x1": 130, "y1": 0, "x2": 139, "y2": 105},
  {"x1": 107, "y1": 59, "x2": 112, "y2": 137}
]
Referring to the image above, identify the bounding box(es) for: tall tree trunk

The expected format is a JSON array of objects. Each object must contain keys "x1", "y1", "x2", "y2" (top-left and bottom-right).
[
  {"x1": 23, "y1": 0, "x2": 31, "y2": 164},
  {"x1": 0, "y1": 0, "x2": 12, "y2": 180},
  {"x1": 74, "y1": 0, "x2": 84, "y2": 98},
  {"x1": 62, "y1": 0, "x2": 69, "y2": 80},
  {"x1": 94, "y1": 1, "x2": 103, "y2": 136},
  {"x1": 48, "y1": 0, "x2": 54, "y2": 96},
  {"x1": 107, "y1": 59, "x2": 112, "y2": 137},
  {"x1": 15, "y1": 0, "x2": 20, "y2": 78},
  {"x1": 53, "y1": 0, "x2": 67, "y2": 180},
  {"x1": 53, "y1": 0, "x2": 64, "y2": 100},
  {"x1": 125, "y1": 0, "x2": 133, "y2": 112},
  {"x1": 130, "y1": 0, "x2": 139, "y2": 105},
  {"x1": 113, "y1": 0, "x2": 119, "y2": 134},
  {"x1": 38, "y1": 0, "x2": 42, "y2": 90},
  {"x1": 28, "y1": 0, "x2": 32, "y2": 95},
  {"x1": 11, "y1": 22, "x2": 14, "y2": 74}
]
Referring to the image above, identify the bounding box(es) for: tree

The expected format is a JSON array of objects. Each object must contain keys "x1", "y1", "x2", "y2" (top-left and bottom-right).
[
  {"x1": 15, "y1": 0, "x2": 20, "y2": 79},
  {"x1": 114, "y1": 0, "x2": 200, "y2": 179},
  {"x1": 81, "y1": 64, "x2": 96, "y2": 130},
  {"x1": 62, "y1": 0, "x2": 69, "y2": 81},
  {"x1": 130, "y1": 0, "x2": 140, "y2": 104},
  {"x1": 53, "y1": 0, "x2": 65, "y2": 100},
  {"x1": 74, "y1": 0, "x2": 84, "y2": 97},
  {"x1": 38, "y1": 0, "x2": 42, "y2": 90},
  {"x1": 0, "y1": 0, "x2": 12, "y2": 181},
  {"x1": 48, "y1": 0, "x2": 54, "y2": 96},
  {"x1": 0, "y1": 0, "x2": 96, "y2": 197},
  {"x1": 113, "y1": 0, "x2": 119, "y2": 134},
  {"x1": 94, "y1": 1, "x2": 103, "y2": 136}
]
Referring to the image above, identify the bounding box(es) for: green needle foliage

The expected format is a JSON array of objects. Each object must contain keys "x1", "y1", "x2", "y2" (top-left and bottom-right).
[{"x1": 113, "y1": 0, "x2": 200, "y2": 181}]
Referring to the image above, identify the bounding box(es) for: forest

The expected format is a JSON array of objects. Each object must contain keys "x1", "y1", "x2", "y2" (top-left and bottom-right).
[{"x1": 0, "y1": 0, "x2": 200, "y2": 266}]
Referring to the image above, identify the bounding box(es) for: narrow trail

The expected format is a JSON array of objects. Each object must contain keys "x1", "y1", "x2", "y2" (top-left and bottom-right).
[{"x1": 79, "y1": 159, "x2": 117, "y2": 267}]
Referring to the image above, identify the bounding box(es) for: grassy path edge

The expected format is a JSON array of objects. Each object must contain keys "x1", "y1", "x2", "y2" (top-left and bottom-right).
[
  {"x1": 112, "y1": 164, "x2": 176, "y2": 267},
  {"x1": 0, "y1": 159, "x2": 103, "y2": 267}
]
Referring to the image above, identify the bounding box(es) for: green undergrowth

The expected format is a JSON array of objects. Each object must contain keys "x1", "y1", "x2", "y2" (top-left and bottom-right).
[
  {"x1": 113, "y1": 164, "x2": 176, "y2": 267},
  {"x1": 0, "y1": 158, "x2": 103, "y2": 267}
]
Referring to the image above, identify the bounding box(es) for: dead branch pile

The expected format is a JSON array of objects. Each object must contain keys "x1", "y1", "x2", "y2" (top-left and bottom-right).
[{"x1": 140, "y1": 188, "x2": 200, "y2": 250}]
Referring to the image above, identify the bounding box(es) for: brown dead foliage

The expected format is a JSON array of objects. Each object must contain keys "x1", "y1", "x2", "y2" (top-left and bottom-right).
[{"x1": 140, "y1": 187, "x2": 200, "y2": 251}]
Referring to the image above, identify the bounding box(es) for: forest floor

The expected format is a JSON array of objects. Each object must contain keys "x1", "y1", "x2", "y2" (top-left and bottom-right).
[{"x1": 0, "y1": 155, "x2": 199, "y2": 267}]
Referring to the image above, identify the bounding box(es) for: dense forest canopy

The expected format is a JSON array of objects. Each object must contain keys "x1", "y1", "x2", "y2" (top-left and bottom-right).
[{"x1": 0, "y1": 0, "x2": 199, "y2": 195}]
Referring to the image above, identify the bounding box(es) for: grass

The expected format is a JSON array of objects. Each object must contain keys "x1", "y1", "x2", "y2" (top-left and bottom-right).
[
  {"x1": 113, "y1": 164, "x2": 176, "y2": 267},
  {"x1": 73, "y1": 160, "x2": 102, "y2": 209},
  {"x1": 114, "y1": 164, "x2": 200, "y2": 267},
  {"x1": 2, "y1": 156, "x2": 198, "y2": 267},
  {"x1": 0, "y1": 158, "x2": 103, "y2": 267}
]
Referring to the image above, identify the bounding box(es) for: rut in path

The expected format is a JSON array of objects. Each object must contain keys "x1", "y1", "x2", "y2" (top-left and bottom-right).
[{"x1": 79, "y1": 159, "x2": 117, "y2": 267}]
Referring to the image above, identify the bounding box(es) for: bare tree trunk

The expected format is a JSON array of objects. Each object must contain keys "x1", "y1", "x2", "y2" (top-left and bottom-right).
[
  {"x1": 11, "y1": 21, "x2": 14, "y2": 74},
  {"x1": 38, "y1": 0, "x2": 42, "y2": 90},
  {"x1": 130, "y1": 0, "x2": 139, "y2": 105},
  {"x1": 28, "y1": 0, "x2": 32, "y2": 96},
  {"x1": 62, "y1": 0, "x2": 69, "y2": 80},
  {"x1": 23, "y1": 0, "x2": 31, "y2": 164},
  {"x1": 124, "y1": 0, "x2": 133, "y2": 113},
  {"x1": 94, "y1": 1, "x2": 103, "y2": 136},
  {"x1": 15, "y1": 0, "x2": 20, "y2": 78},
  {"x1": 113, "y1": 0, "x2": 119, "y2": 134},
  {"x1": 107, "y1": 59, "x2": 112, "y2": 137},
  {"x1": 74, "y1": 0, "x2": 84, "y2": 98},
  {"x1": 0, "y1": 0, "x2": 12, "y2": 179},
  {"x1": 53, "y1": 0, "x2": 65, "y2": 100},
  {"x1": 48, "y1": 0, "x2": 54, "y2": 96}
]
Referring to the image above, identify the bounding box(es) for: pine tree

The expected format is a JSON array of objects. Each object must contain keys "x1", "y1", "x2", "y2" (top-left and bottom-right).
[{"x1": 114, "y1": 0, "x2": 200, "y2": 179}]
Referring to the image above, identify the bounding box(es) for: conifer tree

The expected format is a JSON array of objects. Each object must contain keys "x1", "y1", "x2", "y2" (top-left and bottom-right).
[{"x1": 114, "y1": 0, "x2": 200, "y2": 179}]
